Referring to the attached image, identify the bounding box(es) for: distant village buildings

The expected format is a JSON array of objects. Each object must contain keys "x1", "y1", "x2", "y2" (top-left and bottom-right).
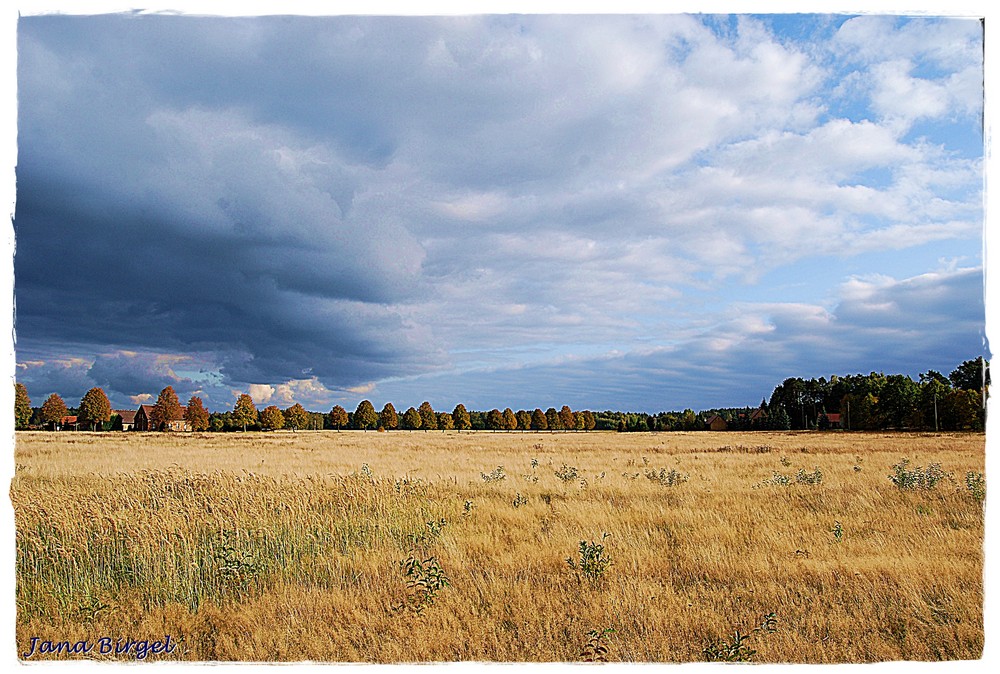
[
  {"x1": 113, "y1": 409, "x2": 137, "y2": 431},
  {"x1": 50, "y1": 405, "x2": 191, "y2": 432},
  {"x1": 134, "y1": 404, "x2": 191, "y2": 432},
  {"x1": 704, "y1": 406, "x2": 768, "y2": 431},
  {"x1": 55, "y1": 415, "x2": 79, "y2": 431},
  {"x1": 705, "y1": 414, "x2": 728, "y2": 431}
]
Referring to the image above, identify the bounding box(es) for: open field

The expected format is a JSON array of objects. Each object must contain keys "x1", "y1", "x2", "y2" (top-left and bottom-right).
[{"x1": 11, "y1": 430, "x2": 985, "y2": 662}]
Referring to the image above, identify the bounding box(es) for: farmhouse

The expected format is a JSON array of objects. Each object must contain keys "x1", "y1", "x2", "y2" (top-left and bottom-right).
[
  {"x1": 134, "y1": 404, "x2": 191, "y2": 432},
  {"x1": 112, "y1": 409, "x2": 137, "y2": 431},
  {"x1": 56, "y1": 415, "x2": 79, "y2": 431},
  {"x1": 705, "y1": 414, "x2": 728, "y2": 431}
]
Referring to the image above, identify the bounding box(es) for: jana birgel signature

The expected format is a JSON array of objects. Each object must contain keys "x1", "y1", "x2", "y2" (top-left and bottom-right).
[{"x1": 21, "y1": 635, "x2": 179, "y2": 659}]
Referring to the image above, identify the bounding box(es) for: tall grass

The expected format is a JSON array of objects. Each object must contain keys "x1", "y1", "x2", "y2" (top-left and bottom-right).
[{"x1": 12, "y1": 430, "x2": 984, "y2": 662}]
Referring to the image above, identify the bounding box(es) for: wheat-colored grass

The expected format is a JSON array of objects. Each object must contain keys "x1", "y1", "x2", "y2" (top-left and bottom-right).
[{"x1": 11, "y1": 430, "x2": 984, "y2": 662}]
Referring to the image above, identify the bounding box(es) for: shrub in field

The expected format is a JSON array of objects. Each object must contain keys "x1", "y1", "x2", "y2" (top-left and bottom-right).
[
  {"x1": 831, "y1": 521, "x2": 843, "y2": 543},
  {"x1": 512, "y1": 492, "x2": 529, "y2": 508},
  {"x1": 555, "y1": 464, "x2": 579, "y2": 483},
  {"x1": 481, "y1": 466, "x2": 506, "y2": 483},
  {"x1": 567, "y1": 533, "x2": 612, "y2": 582},
  {"x1": 889, "y1": 459, "x2": 950, "y2": 490},
  {"x1": 795, "y1": 467, "x2": 823, "y2": 485},
  {"x1": 396, "y1": 554, "x2": 450, "y2": 616},
  {"x1": 212, "y1": 530, "x2": 265, "y2": 600},
  {"x1": 703, "y1": 612, "x2": 778, "y2": 662},
  {"x1": 758, "y1": 467, "x2": 821, "y2": 488},
  {"x1": 643, "y1": 467, "x2": 689, "y2": 486},
  {"x1": 579, "y1": 628, "x2": 615, "y2": 662},
  {"x1": 965, "y1": 471, "x2": 986, "y2": 501},
  {"x1": 763, "y1": 471, "x2": 790, "y2": 487}
]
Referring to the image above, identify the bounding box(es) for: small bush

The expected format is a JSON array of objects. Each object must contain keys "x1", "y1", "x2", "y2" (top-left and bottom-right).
[
  {"x1": 579, "y1": 628, "x2": 615, "y2": 662},
  {"x1": 555, "y1": 464, "x2": 579, "y2": 483},
  {"x1": 213, "y1": 531, "x2": 261, "y2": 598},
  {"x1": 889, "y1": 459, "x2": 950, "y2": 490},
  {"x1": 567, "y1": 533, "x2": 612, "y2": 582},
  {"x1": 396, "y1": 555, "x2": 450, "y2": 616},
  {"x1": 764, "y1": 471, "x2": 790, "y2": 487},
  {"x1": 481, "y1": 466, "x2": 506, "y2": 483},
  {"x1": 965, "y1": 471, "x2": 986, "y2": 501},
  {"x1": 644, "y1": 467, "x2": 689, "y2": 486},
  {"x1": 703, "y1": 612, "x2": 777, "y2": 662},
  {"x1": 760, "y1": 468, "x2": 821, "y2": 487},
  {"x1": 795, "y1": 467, "x2": 823, "y2": 485}
]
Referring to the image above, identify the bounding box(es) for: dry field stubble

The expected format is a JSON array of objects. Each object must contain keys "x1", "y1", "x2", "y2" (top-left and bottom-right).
[{"x1": 11, "y1": 430, "x2": 985, "y2": 662}]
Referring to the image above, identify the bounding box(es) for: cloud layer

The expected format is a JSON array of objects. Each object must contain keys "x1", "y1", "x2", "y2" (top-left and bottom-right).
[{"x1": 14, "y1": 13, "x2": 985, "y2": 412}]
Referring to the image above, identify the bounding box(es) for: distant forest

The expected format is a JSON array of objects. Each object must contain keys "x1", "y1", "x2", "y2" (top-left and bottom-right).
[{"x1": 14, "y1": 357, "x2": 988, "y2": 433}]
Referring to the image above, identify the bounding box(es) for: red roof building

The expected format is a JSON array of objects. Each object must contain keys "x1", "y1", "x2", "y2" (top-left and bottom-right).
[{"x1": 113, "y1": 409, "x2": 138, "y2": 431}]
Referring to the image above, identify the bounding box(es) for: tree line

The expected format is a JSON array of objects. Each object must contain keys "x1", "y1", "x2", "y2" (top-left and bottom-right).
[
  {"x1": 320, "y1": 402, "x2": 599, "y2": 433},
  {"x1": 599, "y1": 358, "x2": 988, "y2": 433},
  {"x1": 760, "y1": 357, "x2": 988, "y2": 432},
  {"x1": 13, "y1": 357, "x2": 988, "y2": 433}
]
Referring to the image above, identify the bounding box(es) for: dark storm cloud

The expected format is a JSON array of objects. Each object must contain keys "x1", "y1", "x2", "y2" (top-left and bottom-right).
[
  {"x1": 14, "y1": 357, "x2": 93, "y2": 404},
  {"x1": 16, "y1": 14, "x2": 441, "y2": 390},
  {"x1": 85, "y1": 350, "x2": 204, "y2": 402}
]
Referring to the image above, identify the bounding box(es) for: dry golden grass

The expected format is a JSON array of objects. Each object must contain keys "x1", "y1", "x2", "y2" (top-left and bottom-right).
[{"x1": 11, "y1": 429, "x2": 985, "y2": 662}]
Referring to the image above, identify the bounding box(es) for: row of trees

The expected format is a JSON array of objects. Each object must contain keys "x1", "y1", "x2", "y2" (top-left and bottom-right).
[
  {"x1": 13, "y1": 357, "x2": 988, "y2": 433},
  {"x1": 14, "y1": 385, "x2": 116, "y2": 431},
  {"x1": 323, "y1": 401, "x2": 599, "y2": 432},
  {"x1": 599, "y1": 358, "x2": 988, "y2": 434},
  {"x1": 591, "y1": 409, "x2": 705, "y2": 432},
  {"x1": 224, "y1": 393, "x2": 315, "y2": 432},
  {"x1": 12, "y1": 384, "x2": 215, "y2": 432}
]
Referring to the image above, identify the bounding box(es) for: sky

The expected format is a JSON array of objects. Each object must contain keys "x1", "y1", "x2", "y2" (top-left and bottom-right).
[{"x1": 7, "y1": 3, "x2": 991, "y2": 415}]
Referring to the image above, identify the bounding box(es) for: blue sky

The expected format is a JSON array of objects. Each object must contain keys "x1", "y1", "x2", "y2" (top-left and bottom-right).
[{"x1": 8, "y1": 3, "x2": 989, "y2": 414}]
